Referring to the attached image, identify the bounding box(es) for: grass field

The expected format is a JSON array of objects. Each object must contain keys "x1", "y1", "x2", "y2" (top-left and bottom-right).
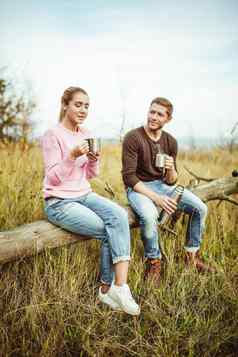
[{"x1": 0, "y1": 142, "x2": 237, "y2": 356}]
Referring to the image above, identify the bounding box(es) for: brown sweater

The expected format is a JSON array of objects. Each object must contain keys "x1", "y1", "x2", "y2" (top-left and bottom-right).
[{"x1": 122, "y1": 126, "x2": 178, "y2": 188}]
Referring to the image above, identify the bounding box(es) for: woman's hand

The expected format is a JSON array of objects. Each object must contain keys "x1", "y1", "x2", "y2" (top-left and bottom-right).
[
  {"x1": 69, "y1": 141, "x2": 89, "y2": 160},
  {"x1": 87, "y1": 151, "x2": 100, "y2": 162}
]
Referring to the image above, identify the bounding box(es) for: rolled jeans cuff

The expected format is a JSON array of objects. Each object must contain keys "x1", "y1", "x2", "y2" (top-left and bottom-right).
[
  {"x1": 112, "y1": 256, "x2": 131, "y2": 264},
  {"x1": 184, "y1": 246, "x2": 200, "y2": 253},
  {"x1": 145, "y1": 253, "x2": 162, "y2": 260}
]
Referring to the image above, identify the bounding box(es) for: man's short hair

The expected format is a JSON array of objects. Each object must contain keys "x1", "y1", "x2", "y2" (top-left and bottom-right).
[{"x1": 150, "y1": 97, "x2": 173, "y2": 118}]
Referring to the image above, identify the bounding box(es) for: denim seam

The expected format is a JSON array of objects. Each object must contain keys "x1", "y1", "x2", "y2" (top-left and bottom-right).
[
  {"x1": 187, "y1": 208, "x2": 195, "y2": 246},
  {"x1": 186, "y1": 207, "x2": 201, "y2": 248}
]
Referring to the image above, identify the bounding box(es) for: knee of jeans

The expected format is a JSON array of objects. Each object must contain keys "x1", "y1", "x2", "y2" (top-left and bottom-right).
[
  {"x1": 109, "y1": 206, "x2": 129, "y2": 226},
  {"x1": 141, "y1": 209, "x2": 158, "y2": 226},
  {"x1": 198, "y1": 201, "x2": 208, "y2": 218}
]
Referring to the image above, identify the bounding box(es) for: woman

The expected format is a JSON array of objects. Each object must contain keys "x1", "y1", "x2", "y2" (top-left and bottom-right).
[{"x1": 41, "y1": 86, "x2": 140, "y2": 316}]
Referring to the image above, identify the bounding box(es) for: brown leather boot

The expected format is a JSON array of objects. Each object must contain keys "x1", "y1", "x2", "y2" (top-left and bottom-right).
[
  {"x1": 185, "y1": 251, "x2": 216, "y2": 273},
  {"x1": 144, "y1": 259, "x2": 161, "y2": 287}
]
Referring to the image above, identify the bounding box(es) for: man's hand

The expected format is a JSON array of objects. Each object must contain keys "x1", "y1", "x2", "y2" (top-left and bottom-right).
[
  {"x1": 164, "y1": 155, "x2": 175, "y2": 171},
  {"x1": 133, "y1": 181, "x2": 177, "y2": 215},
  {"x1": 153, "y1": 194, "x2": 177, "y2": 215},
  {"x1": 69, "y1": 141, "x2": 89, "y2": 160},
  {"x1": 164, "y1": 155, "x2": 178, "y2": 184}
]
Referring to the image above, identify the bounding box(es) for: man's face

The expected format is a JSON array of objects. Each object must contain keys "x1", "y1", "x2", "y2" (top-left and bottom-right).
[
  {"x1": 147, "y1": 103, "x2": 171, "y2": 131},
  {"x1": 65, "y1": 92, "x2": 90, "y2": 126}
]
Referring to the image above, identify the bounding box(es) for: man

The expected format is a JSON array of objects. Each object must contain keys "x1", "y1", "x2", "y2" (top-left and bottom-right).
[{"x1": 122, "y1": 97, "x2": 214, "y2": 287}]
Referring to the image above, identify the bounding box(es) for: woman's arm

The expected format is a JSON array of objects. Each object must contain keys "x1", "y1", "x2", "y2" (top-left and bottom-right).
[
  {"x1": 41, "y1": 132, "x2": 76, "y2": 185},
  {"x1": 85, "y1": 153, "x2": 100, "y2": 179}
]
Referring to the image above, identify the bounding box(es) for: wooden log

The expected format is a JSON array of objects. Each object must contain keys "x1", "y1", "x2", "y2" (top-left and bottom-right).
[
  {"x1": 190, "y1": 177, "x2": 238, "y2": 202},
  {"x1": 0, "y1": 209, "x2": 138, "y2": 265},
  {"x1": 0, "y1": 177, "x2": 237, "y2": 265}
]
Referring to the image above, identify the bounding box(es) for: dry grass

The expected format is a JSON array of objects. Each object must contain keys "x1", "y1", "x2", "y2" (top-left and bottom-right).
[{"x1": 0, "y1": 142, "x2": 238, "y2": 356}]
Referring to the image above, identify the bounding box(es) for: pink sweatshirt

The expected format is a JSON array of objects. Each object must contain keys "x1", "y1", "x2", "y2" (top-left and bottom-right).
[{"x1": 41, "y1": 123, "x2": 99, "y2": 199}]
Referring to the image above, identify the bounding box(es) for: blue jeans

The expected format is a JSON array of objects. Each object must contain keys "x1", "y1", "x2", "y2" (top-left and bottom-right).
[
  {"x1": 127, "y1": 180, "x2": 208, "y2": 259},
  {"x1": 44, "y1": 192, "x2": 131, "y2": 285}
]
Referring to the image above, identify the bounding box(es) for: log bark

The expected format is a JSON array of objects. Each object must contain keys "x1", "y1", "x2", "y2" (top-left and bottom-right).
[
  {"x1": 0, "y1": 177, "x2": 237, "y2": 265},
  {"x1": 189, "y1": 177, "x2": 238, "y2": 202}
]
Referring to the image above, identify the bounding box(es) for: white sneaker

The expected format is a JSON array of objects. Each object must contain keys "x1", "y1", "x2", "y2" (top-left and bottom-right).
[
  {"x1": 107, "y1": 284, "x2": 140, "y2": 316},
  {"x1": 98, "y1": 287, "x2": 122, "y2": 311}
]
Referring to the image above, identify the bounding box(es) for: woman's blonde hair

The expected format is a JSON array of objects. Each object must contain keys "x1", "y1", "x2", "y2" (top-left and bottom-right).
[{"x1": 59, "y1": 86, "x2": 88, "y2": 122}]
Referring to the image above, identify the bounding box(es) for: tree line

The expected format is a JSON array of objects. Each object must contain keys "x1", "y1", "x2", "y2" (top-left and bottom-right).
[
  {"x1": 0, "y1": 71, "x2": 35, "y2": 142},
  {"x1": 0, "y1": 70, "x2": 237, "y2": 151}
]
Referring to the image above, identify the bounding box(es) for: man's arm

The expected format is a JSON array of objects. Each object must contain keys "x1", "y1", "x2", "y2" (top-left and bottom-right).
[
  {"x1": 163, "y1": 138, "x2": 178, "y2": 185},
  {"x1": 133, "y1": 181, "x2": 177, "y2": 215},
  {"x1": 122, "y1": 132, "x2": 177, "y2": 215},
  {"x1": 163, "y1": 157, "x2": 178, "y2": 184},
  {"x1": 122, "y1": 133, "x2": 140, "y2": 188}
]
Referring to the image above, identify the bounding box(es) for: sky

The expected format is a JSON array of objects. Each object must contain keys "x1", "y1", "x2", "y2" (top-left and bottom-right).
[{"x1": 1, "y1": 0, "x2": 238, "y2": 143}]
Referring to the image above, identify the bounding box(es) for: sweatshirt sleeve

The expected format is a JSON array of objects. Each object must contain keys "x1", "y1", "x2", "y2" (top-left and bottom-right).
[
  {"x1": 122, "y1": 132, "x2": 141, "y2": 188},
  {"x1": 169, "y1": 136, "x2": 178, "y2": 172},
  {"x1": 41, "y1": 131, "x2": 75, "y2": 185},
  {"x1": 85, "y1": 159, "x2": 100, "y2": 179}
]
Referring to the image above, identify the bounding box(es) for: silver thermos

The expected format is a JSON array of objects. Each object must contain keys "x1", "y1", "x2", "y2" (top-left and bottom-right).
[{"x1": 157, "y1": 185, "x2": 184, "y2": 226}]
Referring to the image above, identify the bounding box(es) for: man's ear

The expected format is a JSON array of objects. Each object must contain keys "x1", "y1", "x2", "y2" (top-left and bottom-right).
[{"x1": 166, "y1": 115, "x2": 173, "y2": 123}]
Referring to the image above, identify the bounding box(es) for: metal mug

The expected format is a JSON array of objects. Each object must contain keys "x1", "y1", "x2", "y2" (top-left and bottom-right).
[
  {"x1": 86, "y1": 138, "x2": 101, "y2": 154},
  {"x1": 155, "y1": 153, "x2": 168, "y2": 168}
]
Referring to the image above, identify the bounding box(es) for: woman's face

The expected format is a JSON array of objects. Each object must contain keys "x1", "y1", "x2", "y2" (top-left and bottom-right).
[{"x1": 65, "y1": 91, "x2": 90, "y2": 126}]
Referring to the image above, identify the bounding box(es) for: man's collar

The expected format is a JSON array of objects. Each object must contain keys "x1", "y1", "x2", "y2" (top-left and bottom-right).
[{"x1": 143, "y1": 125, "x2": 163, "y2": 142}]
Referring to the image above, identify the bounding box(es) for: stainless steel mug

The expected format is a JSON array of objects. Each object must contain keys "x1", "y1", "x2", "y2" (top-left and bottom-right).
[
  {"x1": 86, "y1": 138, "x2": 101, "y2": 154},
  {"x1": 155, "y1": 153, "x2": 168, "y2": 168}
]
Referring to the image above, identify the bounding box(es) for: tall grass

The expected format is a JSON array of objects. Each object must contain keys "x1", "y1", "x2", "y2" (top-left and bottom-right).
[{"x1": 0, "y1": 142, "x2": 237, "y2": 356}]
